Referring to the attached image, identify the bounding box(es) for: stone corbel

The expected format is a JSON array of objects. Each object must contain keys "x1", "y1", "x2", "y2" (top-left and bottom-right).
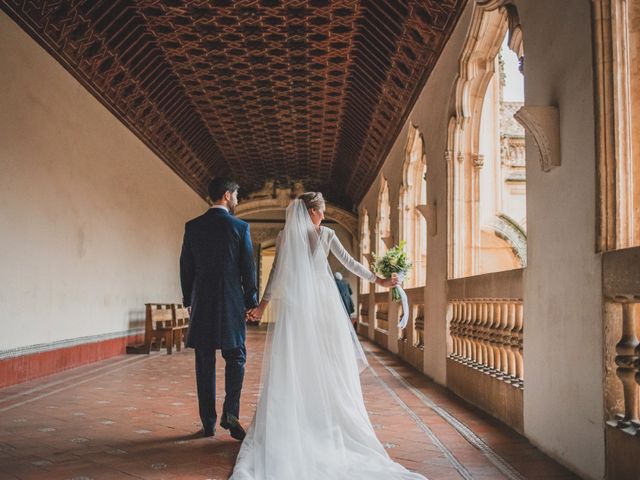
[
  {"x1": 416, "y1": 203, "x2": 438, "y2": 237},
  {"x1": 514, "y1": 106, "x2": 561, "y2": 172},
  {"x1": 382, "y1": 235, "x2": 395, "y2": 249}
]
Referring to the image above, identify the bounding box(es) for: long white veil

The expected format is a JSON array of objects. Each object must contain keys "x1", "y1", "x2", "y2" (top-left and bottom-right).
[
  {"x1": 231, "y1": 199, "x2": 425, "y2": 480},
  {"x1": 265, "y1": 199, "x2": 368, "y2": 372}
]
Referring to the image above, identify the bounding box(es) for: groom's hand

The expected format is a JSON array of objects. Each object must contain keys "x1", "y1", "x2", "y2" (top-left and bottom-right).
[{"x1": 246, "y1": 308, "x2": 257, "y2": 321}]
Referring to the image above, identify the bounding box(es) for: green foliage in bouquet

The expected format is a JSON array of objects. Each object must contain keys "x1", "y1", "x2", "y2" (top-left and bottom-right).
[{"x1": 371, "y1": 241, "x2": 412, "y2": 302}]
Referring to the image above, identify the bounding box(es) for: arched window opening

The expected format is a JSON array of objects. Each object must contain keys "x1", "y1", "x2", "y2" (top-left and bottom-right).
[
  {"x1": 400, "y1": 126, "x2": 428, "y2": 288},
  {"x1": 375, "y1": 179, "x2": 391, "y2": 292},
  {"x1": 360, "y1": 209, "x2": 371, "y2": 294},
  {"x1": 477, "y1": 34, "x2": 527, "y2": 274},
  {"x1": 447, "y1": 4, "x2": 526, "y2": 278}
]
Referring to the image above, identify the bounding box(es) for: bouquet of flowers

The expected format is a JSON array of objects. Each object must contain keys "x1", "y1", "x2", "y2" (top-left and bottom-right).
[
  {"x1": 371, "y1": 241, "x2": 412, "y2": 301},
  {"x1": 371, "y1": 241, "x2": 412, "y2": 328}
]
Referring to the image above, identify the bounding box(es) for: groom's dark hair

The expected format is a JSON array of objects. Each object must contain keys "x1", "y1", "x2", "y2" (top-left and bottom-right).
[{"x1": 208, "y1": 177, "x2": 239, "y2": 201}]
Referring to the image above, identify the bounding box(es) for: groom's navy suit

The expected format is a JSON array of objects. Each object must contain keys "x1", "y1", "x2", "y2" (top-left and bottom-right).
[{"x1": 180, "y1": 207, "x2": 258, "y2": 432}]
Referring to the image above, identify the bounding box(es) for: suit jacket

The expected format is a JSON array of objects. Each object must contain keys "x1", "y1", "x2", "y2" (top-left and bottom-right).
[
  {"x1": 335, "y1": 278, "x2": 355, "y2": 315},
  {"x1": 180, "y1": 208, "x2": 258, "y2": 350}
]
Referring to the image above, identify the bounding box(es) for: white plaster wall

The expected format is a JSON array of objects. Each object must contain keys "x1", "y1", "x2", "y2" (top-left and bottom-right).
[
  {"x1": 515, "y1": 0, "x2": 604, "y2": 478},
  {"x1": 0, "y1": 12, "x2": 206, "y2": 351},
  {"x1": 358, "y1": 0, "x2": 603, "y2": 477}
]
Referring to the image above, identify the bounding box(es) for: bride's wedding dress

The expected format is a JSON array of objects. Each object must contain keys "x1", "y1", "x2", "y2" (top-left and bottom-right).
[{"x1": 230, "y1": 199, "x2": 426, "y2": 480}]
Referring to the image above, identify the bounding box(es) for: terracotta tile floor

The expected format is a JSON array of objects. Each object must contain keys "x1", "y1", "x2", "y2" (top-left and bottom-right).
[{"x1": 0, "y1": 328, "x2": 580, "y2": 480}]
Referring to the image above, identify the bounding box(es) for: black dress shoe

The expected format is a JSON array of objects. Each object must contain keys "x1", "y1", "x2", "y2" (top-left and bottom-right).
[
  {"x1": 202, "y1": 426, "x2": 215, "y2": 437},
  {"x1": 220, "y1": 413, "x2": 246, "y2": 441}
]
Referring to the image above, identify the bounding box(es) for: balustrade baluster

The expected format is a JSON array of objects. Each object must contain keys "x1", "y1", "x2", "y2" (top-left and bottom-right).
[
  {"x1": 486, "y1": 302, "x2": 496, "y2": 372},
  {"x1": 479, "y1": 301, "x2": 489, "y2": 371},
  {"x1": 463, "y1": 301, "x2": 472, "y2": 362},
  {"x1": 490, "y1": 301, "x2": 502, "y2": 377},
  {"x1": 469, "y1": 301, "x2": 477, "y2": 363},
  {"x1": 608, "y1": 299, "x2": 640, "y2": 434},
  {"x1": 499, "y1": 302, "x2": 510, "y2": 380},
  {"x1": 512, "y1": 302, "x2": 524, "y2": 388}
]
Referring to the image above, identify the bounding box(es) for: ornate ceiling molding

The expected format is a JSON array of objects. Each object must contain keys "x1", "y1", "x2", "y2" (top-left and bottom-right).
[{"x1": 0, "y1": 0, "x2": 465, "y2": 210}]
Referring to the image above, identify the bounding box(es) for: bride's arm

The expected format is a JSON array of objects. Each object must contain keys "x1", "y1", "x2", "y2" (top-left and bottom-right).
[
  {"x1": 249, "y1": 231, "x2": 281, "y2": 320},
  {"x1": 328, "y1": 230, "x2": 395, "y2": 288}
]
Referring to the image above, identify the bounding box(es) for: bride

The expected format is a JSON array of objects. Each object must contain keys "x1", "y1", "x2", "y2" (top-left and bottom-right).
[{"x1": 230, "y1": 192, "x2": 426, "y2": 480}]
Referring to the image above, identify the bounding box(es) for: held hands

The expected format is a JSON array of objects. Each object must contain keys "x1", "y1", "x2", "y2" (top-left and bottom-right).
[{"x1": 246, "y1": 303, "x2": 267, "y2": 322}]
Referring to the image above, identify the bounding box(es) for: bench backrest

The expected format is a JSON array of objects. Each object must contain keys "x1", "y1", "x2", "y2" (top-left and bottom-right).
[
  {"x1": 172, "y1": 304, "x2": 190, "y2": 327},
  {"x1": 145, "y1": 303, "x2": 174, "y2": 332}
]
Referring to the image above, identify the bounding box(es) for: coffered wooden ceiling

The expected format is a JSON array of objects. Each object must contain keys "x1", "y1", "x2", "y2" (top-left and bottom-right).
[{"x1": 2, "y1": 0, "x2": 465, "y2": 209}]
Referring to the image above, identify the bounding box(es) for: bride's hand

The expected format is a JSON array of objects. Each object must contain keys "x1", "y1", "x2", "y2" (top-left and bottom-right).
[
  {"x1": 375, "y1": 274, "x2": 400, "y2": 288},
  {"x1": 252, "y1": 306, "x2": 265, "y2": 321}
]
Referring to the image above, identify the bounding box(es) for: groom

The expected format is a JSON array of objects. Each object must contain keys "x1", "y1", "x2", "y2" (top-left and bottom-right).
[{"x1": 180, "y1": 177, "x2": 258, "y2": 439}]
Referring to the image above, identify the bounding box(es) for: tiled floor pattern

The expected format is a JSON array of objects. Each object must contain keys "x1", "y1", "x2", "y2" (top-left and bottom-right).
[{"x1": 0, "y1": 329, "x2": 580, "y2": 479}]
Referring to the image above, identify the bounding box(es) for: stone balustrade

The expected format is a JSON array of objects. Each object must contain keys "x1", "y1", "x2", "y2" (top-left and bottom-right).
[
  {"x1": 603, "y1": 247, "x2": 640, "y2": 436},
  {"x1": 358, "y1": 293, "x2": 369, "y2": 327},
  {"x1": 449, "y1": 298, "x2": 523, "y2": 388},
  {"x1": 402, "y1": 287, "x2": 425, "y2": 349},
  {"x1": 446, "y1": 269, "x2": 524, "y2": 431},
  {"x1": 374, "y1": 291, "x2": 389, "y2": 332},
  {"x1": 602, "y1": 247, "x2": 640, "y2": 479}
]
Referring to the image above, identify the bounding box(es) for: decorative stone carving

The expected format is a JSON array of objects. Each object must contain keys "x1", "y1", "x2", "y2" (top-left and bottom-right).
[
  {"x1": 514, "y1": 106, "x2": 561, "y2": 172},
  {"x1": 491, "y1": 214, "x2": 527, "y2": 265},
  {"x1": 472, "y1": 153, "x2": 485, "y2": 169},
  {"x1": 247, "y1": 180, "x2": 275, "y2": 200},
  {"x1": 250, "y1": 227, "x2": 283, "y2": 246},
  {"x1": 236, "y1": 181, "x2": 358, "y2": 237},
  {"x1": 417, "y1": 203, "x2": 438, "y2": 237}
]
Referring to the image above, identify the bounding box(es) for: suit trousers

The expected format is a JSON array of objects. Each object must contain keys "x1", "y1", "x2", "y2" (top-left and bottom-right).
[{"x1": 194, "y1": 345, "x2": 246, "y2": 430}]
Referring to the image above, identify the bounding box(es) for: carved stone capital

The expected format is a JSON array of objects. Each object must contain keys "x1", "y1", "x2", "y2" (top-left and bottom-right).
[
  {"x1": 444, "y1": 150, "x2": 453, "y2": 164},
  {"x1": 472, "y1": 153, "x2": 485, "y2": 169}
]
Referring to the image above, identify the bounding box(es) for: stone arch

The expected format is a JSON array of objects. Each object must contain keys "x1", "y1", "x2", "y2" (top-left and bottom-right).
[
  {"x1": 446, "y1": 0, "x2": 524, "y2": 278},
  {"x1": 400, "y1": 125, "x2": 428, "y2": 287},
  {"x1": 360, "y1": 208, "x2": 371, "y2": 294},
  {"x1": 374, "y1": 178, "x2": 392, "y2": 292}
]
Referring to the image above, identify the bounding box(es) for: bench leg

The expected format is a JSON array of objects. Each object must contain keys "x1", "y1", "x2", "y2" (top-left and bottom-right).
[
  {"x1": 165, "y1": 332, "x2": 173, "y2": 355},
  {"x1": 175, "y1": 330, "x2": 182, "y2": 352}
]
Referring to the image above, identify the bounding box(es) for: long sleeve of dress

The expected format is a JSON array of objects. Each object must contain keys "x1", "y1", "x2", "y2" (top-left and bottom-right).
[
  {"x1": 261, "y1": 231, "x2": 283, "y2": 302},
  {"x1": 327, "y1": 230, "x2": 377, "y2": 283}
]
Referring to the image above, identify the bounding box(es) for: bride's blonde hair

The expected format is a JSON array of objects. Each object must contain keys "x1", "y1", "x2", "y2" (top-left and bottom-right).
[{"x1": 298, "y1": 192, "x2": 325, "y2": 211}]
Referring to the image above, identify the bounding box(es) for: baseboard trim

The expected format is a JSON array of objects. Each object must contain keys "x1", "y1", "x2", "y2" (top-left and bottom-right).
[{"x1": 0, "y1": 330, "x2": 145, "y2": 388}]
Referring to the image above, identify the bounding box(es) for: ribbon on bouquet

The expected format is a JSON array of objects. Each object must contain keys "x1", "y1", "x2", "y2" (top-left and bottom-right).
[{"x1": 394, "y1": 273, "x2": 410, "y2": 329}]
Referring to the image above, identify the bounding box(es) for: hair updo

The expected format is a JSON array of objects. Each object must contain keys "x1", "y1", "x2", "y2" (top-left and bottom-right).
[{"x1": 298, "y1": 191, "x2": 325, "y2": 211}]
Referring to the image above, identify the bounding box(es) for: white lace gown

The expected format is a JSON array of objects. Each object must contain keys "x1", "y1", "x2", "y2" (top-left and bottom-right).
[{"x1": 230, "y1": 223, "x2": 426, "y2": 480}]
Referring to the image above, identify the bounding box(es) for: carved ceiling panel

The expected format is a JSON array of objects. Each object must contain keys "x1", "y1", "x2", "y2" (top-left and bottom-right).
[{"x1": 1, "y1": 0, "x2": 465, "y2": 209}]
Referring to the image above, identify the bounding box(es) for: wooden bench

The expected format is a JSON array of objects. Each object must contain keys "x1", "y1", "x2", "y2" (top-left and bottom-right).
[
  {"x1": 126, "y1": 303, "x2": 190, "y2": 354},
  {"x1": 171, "y1": 303, "x2": 190, "y2": 352}
]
